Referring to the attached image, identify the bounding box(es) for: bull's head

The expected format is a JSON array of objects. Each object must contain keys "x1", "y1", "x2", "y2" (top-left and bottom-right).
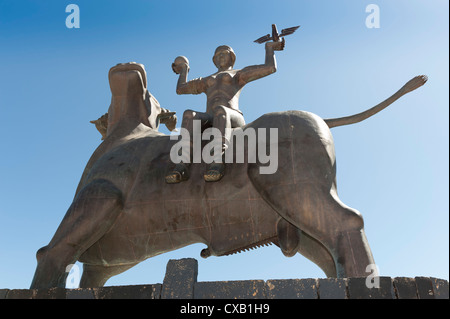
[{"x1": 91, "y1": 62, "x2": 176, "y2": 140}]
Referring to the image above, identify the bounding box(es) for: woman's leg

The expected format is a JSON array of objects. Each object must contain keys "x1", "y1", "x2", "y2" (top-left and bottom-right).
[
  {"x1": 204, "y1": 106, "x2": 245, "y2": 182},
  {"x1": 165, "y1": 109, "x2": 212, "y2": 184}
]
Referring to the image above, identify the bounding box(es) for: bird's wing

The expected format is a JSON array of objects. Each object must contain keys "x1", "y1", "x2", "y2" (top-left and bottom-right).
[
  {"x1": 279, "y1": 25, "x2": 300, "y2": 37},
  {"x1": 254, "y1": 34, "x2": 272, "y2": 44}
]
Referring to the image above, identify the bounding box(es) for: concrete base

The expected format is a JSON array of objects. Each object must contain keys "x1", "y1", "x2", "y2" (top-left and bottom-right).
[{"x1": 1, "y1": 259, "x2": 448, "y2": 299}]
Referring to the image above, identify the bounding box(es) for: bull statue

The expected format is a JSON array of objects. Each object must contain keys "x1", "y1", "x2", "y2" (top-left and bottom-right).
[{"x1": 30, "y1": 61, "x2": 427, "y2": 288}]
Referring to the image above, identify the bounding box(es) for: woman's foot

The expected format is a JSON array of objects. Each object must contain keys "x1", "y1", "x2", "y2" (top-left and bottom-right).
[
  {"x1": 204, "y1": 163, "x2": 225, "y2": 182},
  {"x1": 165, "y1": 163, "x2": 190, "y2": 184}
]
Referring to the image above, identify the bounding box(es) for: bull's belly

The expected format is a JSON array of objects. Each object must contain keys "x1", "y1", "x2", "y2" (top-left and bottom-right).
[{"x1": 79, "y1": 196, "x2": 279, "y2": 265}]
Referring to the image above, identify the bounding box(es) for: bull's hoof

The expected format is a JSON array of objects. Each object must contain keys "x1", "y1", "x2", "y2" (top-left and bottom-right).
[
  {"x1": 204, "y1": 163, "x2": 225, "y2": 182},
  {"x1": 165, "y1": 164, "x2": 190, "y2": 184}
]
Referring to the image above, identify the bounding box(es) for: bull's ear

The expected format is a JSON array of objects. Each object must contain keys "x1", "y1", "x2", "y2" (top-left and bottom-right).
[
  {"x1": 165, "y1": 115, "x2": 178, "y2": 132},
  {"x1": 158, "y1": 111, "x2": 176, "y2": 120},
  {"x1": 91, "y1": 113, "x2": 108, "y2": 140},
  {"x1": 158, "y1": 111, "x2": 177, "y2": 131}
]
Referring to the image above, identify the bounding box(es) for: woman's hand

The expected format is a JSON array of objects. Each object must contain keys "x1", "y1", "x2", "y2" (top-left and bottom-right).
[
  {"x1": 265, "y1": 38, "x2": 285, "y2": 51},
  {"x1": 172, "y1": 56, "x2": 190, "y2": 74}
]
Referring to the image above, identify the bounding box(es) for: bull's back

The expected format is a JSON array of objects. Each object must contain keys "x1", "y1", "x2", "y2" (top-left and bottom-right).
[{"x1": 247, "y1": 111, "x2": 336, "y2": 188}]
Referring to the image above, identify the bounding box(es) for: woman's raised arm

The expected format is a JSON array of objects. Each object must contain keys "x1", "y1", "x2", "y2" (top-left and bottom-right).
[
  {"x1": 237, "y1": 40, "x2": 285, "y2": 86},
  {"x1": 172, "y1": 56, "x2": 206, "y2": 95}
]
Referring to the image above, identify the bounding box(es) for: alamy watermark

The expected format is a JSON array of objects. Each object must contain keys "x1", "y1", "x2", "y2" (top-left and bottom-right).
[
  {"x1": 366, "y1": 4, "x2": 380, "y2": 29},
  {"x1": 65, "y1": 263, "x2": 81, "y2": 288},
  {"x1": 365, "y1": 263, "x2": 380, "y2": 288},
  {"x1": 65, "y1": 4, "x2": 379, "y2": 30},
  {"x1": 65, "y1": 4, "x2": 80, "y2": 29},
  {"x1": 169, "y1": 120, "x2": 279, "y2": 174}
]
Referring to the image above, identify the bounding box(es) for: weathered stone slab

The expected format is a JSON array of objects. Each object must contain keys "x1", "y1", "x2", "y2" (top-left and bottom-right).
[
  {"x1": 393, "y1": 277, "x2": 418, "y2": 299},
  {"x1": 415, "y1": 277, "x2": 434, "y2": 299},
  {"x1": 35, "y1": 287, "x2": 66, "y2": 299},
  {"x1": 318, "y1": 278, "x2": 347, "y2": 299},
  {"x1": 194, "y1": 280, "x2": 266, "y2": 299},
  {"x1": 66, "y1": 288, "x2": 96, "y2": 299},
  {"x1": 95, "y1": 284, "x2": 161, "y2": 299},
  {"x1": 6, "y1": 289, "x2": 36, "y2": 299},
  {"x1": 161, "y1": 258, "x2": 198, "y2": 299},
  {"x1": 347, "y1": 277, "x2": 395, "y2": 299},
  {"x1": 0, "y1": 289, "x2": 9, "y2": 299},
  {"x1": 266, "y1": 279, "x2": 318, "y2": 299},
  {"x1": 430, "y1": 277, "x2": 449, "y2": 299}
]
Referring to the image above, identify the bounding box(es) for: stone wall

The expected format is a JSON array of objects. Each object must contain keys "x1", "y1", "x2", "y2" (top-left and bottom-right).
[{"x1": 1, "y1": 258, "x2": 448, "y2": 299}]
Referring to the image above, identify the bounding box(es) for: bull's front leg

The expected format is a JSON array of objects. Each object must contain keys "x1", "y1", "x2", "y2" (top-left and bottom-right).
[{"x1": 30, "y1": 179, "x2": 123, "y2": 289}]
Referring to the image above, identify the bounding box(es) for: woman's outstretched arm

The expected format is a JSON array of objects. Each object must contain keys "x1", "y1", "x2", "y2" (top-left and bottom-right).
[{"x1": 237, "y1": 40, "x2": 285, "y2": 85}]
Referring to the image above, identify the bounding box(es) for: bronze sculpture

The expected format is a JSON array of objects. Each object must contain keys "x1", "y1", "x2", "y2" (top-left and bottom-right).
[
  {"x1": 166, "y1": 41, "x2": 284, "y2": 184},
  {"x1": 29, "y1": 54, "x2": 427, "y2": 288}
]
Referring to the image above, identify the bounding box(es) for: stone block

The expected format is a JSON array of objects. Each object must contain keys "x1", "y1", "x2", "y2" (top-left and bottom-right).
[
  {"x1": 430, "y1": 277, "x2": 449, "y2": 299},
  {"x1": 415, "y1": 277, "x2": 434, "y2": 299},
  {"x1": 34, "y1": 287, "x2": 66, "y2": 299},
  {"x1": 194, "y1": 280, "x2": 266, "y2": 299},
  {"x1": 393, "y1": 277, "x2": 418, "y2": 299},
  {"x1": 0, "y1": 289, "x2": 9, "y2": 299},
  {"x1": 66, "y1": 288, "x2": 96, "y2": 299},
  {"x1": 6, "y1": 289, "x2": 36, "y2": 299},
  {"x1": 347, "y1": 277, "x2": 395, "y2": 299},
  {"x1": 94, "y1": 284, "x2": 161, "y2": 299},
  {"x1": 317, "y1": 278, "x2": 347, "y2": 299},
  {"x1": 266, "y1": 279, "x2": 318, "y2": 299},
  {"x1": 161, "y1": 258, "x2": 198, "y2": 299}
]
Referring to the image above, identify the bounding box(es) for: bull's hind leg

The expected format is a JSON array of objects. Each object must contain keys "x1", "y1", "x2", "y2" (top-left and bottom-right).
[
  {"x1": 326, "y1": 192, "x2": 375, "y2": 278},
  {"x1": 273, "y1": 220, "x2": 337, "y2": 277},
  {"x1": 296, "y1": 230, "x2": 337, "y2": 278},
  {"x1": 30, "y1": 179, "x2": 123, "y2": 289},
  {"x1": 79, "y1": 263, "x2": 138, "y2": 288},
  {"x1": 304, "y1": 190, "x2": 375, "y2": 278},
  {"x1": 253, "y1": 178, "x2": 374, "y2": 277}
]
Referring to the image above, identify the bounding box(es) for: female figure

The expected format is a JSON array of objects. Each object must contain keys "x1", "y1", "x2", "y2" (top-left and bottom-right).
[{"x1": 166, "y1": 41, "x2": 284, "y2": 183}]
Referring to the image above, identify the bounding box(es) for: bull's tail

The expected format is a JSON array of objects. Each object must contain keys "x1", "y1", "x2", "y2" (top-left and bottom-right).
[{"x1": 324, "y1": 75, "x2": 428, "y2": 128}]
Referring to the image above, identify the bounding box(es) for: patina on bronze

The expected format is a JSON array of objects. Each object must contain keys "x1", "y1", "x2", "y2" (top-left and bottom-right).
[{"x1": 30, "y1": 56, "x2": 427, "y2": 289}]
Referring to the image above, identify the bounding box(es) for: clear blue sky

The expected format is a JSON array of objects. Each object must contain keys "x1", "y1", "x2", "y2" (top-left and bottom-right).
[{"x1": 0, "y1": 0, "x2": 448, "y2": 289}]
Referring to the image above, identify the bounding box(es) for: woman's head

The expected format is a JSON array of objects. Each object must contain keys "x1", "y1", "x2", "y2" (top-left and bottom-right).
[{"x1": 213, "y1": 45, "x2": 236, "y2": 70}]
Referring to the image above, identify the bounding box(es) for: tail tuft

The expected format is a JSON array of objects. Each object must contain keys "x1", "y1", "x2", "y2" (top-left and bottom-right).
[{"x1": 400, "y1": 75, "x2": 428, "y2": 94}]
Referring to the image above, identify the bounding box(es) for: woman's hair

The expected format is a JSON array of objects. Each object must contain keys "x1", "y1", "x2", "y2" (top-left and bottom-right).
[{"x1": 212, "y1": 45, "x2": 236, "y2": 68}]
